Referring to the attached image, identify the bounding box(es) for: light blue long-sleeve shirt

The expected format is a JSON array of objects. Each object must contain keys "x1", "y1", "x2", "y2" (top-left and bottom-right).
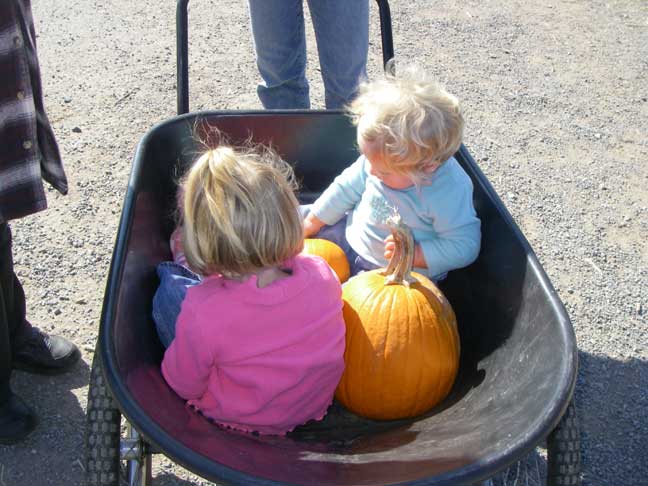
[{"x1": 311, "y1": 155, "x2": 481, "y2": 280}]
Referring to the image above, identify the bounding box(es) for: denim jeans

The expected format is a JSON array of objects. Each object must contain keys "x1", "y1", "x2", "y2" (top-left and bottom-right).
[
  {"x1": 248, "y1": 0, "x2": 369, "y2": 109},
  {"x1": 152, "y1": 262, "x2": 201, "y2": 348},
  {"x1": 300, "y1": 205, "x2": 379, "y2": 276}
]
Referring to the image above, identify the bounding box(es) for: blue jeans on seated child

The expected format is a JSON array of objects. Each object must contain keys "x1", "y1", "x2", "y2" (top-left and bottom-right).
[
  {"x1": 300, "y1": 205, "x2": 379, "y2": 277},
  {"x1": 152, "y1": 262, "x2": 201, "y2": 348}
]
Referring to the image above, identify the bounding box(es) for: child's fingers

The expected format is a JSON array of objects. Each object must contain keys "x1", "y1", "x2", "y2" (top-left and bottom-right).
[
  {"x1": 304, "y1": 213, "x2": 326, "y2": 238},
  {"x1": 303, "y1": 219, "x2": 320, "y2": 237},
  {"x1": 384, "y1": 239, "x2": 396, "y2": 259},
  {"x1": 303, "y1": 221, "x2": 315, "y2": 237}
]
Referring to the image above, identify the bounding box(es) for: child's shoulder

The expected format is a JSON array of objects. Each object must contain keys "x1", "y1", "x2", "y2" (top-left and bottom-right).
[
  {"x1": 294, "y1": 253, "x2": 338, "y2": 279},
  {"x1": 417, "y1": 157, "x2": 474, "y2": 210},
  {"x1": 428, "y1": 157, "x2": 473, "y2": 188},
  {"x1": 183, "y1": 274, "x2": 231, "y2": 306},
  {"x1": 293, "y1": 254, "x2": 342, "y2": 292}
]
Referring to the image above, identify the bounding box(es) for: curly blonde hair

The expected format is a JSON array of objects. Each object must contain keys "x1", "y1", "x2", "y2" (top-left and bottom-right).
[
  {"x1": 349, "y1": 64, "x2": 464, "y2": 182},
  {"x1": 181, "y1": 144, "x2": 303, "y2": 278}
]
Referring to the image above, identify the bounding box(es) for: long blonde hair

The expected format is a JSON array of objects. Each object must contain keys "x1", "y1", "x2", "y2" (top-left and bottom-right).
[
  {"x1": 349, "y1": 64, "x2": 464, "y2": 183},
  {"x1": 181, "y1": 144, "x2": 303, "y2": 278}
]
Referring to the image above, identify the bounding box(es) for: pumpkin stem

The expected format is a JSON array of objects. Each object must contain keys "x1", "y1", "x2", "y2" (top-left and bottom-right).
[{"x1": 381, "y1": 216, "x2": 417, "y2": 286}]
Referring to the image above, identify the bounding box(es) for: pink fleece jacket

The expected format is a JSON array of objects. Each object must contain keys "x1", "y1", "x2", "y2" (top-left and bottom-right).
[{"x1": 161, "y1": 254, "x2": 346, "y2": 435}]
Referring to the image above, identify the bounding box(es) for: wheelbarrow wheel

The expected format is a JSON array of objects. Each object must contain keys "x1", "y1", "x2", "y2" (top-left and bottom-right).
[
  {"x1": 85, "y1": 348, "x2": 153, "y2": 486},
  {"x1": 493, "y1": 399, "x2": 581, "y2": 486},
  {"x1": 85, "y1": 349, "x2": 122, "y2": 485},
  {"x1": 547, "y1": 398, "x2": 581, "y2": 485}
]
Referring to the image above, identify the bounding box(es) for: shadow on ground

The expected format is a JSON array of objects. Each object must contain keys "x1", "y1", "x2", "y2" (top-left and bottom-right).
[
  {"x1": 493, "y1": 349, "x2": 647, "y2": 486},
  {"x1": 153, "y1": 473, "x2": 202, "y2": 485},
  {"x1": 0, "y1": 358, "x2": 90, "y2": 486},
  {"x1": 575, "y1": 350, "x2": 647, "y2": 485}
]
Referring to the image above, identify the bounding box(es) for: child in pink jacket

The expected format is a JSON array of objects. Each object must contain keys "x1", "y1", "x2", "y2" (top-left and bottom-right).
[{"x1": 152, "y1": 143, "x2": 346, "y2": 436}]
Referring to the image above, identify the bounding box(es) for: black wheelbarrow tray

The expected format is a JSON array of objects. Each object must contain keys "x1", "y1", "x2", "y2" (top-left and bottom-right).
[
  {"x1": 84, "y1": 2, "x2": 580, "y2": 485},
  {"x1": 84, "y1": 110, "x2": 580, "y2": 486}
]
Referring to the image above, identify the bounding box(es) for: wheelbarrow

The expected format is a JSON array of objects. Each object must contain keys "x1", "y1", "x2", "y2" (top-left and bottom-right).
[{"x1": 84, "y1": 1, "x2": 581, "y2": 484}]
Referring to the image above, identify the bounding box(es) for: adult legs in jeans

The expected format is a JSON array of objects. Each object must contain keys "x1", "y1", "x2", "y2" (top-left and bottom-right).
[
  {"x1": 248, "y1": 0, "x2": 369, "y2": 109},
  {"x1": 248, "y1": 0, "x2": 310, "y2": 109},
  {"x1": 308, "y1": 0, "x2": 369, "y2": 109}
]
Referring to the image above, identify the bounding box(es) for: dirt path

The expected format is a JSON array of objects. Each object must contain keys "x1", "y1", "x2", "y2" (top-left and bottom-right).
[{"x1": 1, "y1": 0, "x2": 646, "y2": 485}]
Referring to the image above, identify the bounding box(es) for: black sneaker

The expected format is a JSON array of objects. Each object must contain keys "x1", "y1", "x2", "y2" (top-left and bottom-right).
[
  {"x1": 12, "y1": 327, "x2": 81, "y2": 375},
  {"x1": 0, "y1": 392, "x2": 38, "y2": 445}
]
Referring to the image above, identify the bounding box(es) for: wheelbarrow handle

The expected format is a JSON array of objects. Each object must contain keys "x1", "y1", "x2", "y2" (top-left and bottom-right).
[
  {"x1": 176, "y1": 0, "x2": 395, "y2": 115},
  {"x1": 375, "y1": 0, "x2": 395, "y2": 68}
]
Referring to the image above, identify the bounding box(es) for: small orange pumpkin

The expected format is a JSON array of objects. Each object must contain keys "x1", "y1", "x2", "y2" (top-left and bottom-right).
[
  {"x1": 335, "y1": 218, "x2": 460, "y2": 420},
  {"x1": 302, "y1": 238, "x2": 351, "y2": 283}
]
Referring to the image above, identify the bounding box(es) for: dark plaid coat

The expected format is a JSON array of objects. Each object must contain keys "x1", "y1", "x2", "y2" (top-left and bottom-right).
[{"x1": 0, "y1": 0, "x2": 67, "y2": 223}]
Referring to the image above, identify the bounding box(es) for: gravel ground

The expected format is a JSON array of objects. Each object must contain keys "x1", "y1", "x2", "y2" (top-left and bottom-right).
[{"x1": 1, "y1": 0, "x2": 646, "y2": 485}]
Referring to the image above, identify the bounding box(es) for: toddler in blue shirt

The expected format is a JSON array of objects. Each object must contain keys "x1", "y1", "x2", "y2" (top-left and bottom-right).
[{"x1": 303, "y1": 65, "x2": 481, "y2": 281}]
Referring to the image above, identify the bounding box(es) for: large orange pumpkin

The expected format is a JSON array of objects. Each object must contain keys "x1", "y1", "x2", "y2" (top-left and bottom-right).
[
  {"x1": 335, "y1": 218, "x2": 460, "y2": 420},
  {"x1": 302, "y1": 238, "x2": 351, "y2": 283}
]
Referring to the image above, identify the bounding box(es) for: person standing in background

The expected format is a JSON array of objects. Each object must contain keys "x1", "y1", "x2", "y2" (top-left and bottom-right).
[
  {"x1": 0, "y1": 0, "x2": 80, "y2": 444},
  {"x1": 248, "y1": 0, "x2": 369, "y2": 109}
]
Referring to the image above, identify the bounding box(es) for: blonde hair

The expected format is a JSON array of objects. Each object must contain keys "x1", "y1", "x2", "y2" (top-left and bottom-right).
[
  {"x1": 181, "y1": 144, "x2": 303, "y2": 278},
  {"x1": 349, "y1": 64, "x2": 464, "y2": 182}
]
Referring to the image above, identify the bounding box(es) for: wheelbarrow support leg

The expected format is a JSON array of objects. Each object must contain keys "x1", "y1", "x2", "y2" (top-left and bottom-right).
[{"x1": 122, "y1": 424, "x2": 152, "y2": 486}]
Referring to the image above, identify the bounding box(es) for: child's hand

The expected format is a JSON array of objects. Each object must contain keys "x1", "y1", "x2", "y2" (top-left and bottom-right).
[
  {"x1": 304, "y1": 213, "x2": 326, "y2": 238},
  {"x1": 383, "y1": 235, "x2": 427, "y2": 268},
  {"x1": 383, "y1": 234, "x2": 397, "y2": 261}
]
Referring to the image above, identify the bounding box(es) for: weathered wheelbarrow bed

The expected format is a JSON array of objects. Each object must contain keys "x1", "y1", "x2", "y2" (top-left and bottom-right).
[{"x1": 85, "y1": 110, "x2": 579, "y2": 485}]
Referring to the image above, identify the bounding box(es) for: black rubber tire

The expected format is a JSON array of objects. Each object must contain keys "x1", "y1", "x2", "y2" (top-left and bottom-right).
[
  {"x1": 547, "y1": 399, "x2": 581, "y2": 486},
  {"x1": 85, "y1": 349, "x2": 122, "y2": 486},
  {"x1": 493, "y1": 399, "x2": 581, "y2": 486}
]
